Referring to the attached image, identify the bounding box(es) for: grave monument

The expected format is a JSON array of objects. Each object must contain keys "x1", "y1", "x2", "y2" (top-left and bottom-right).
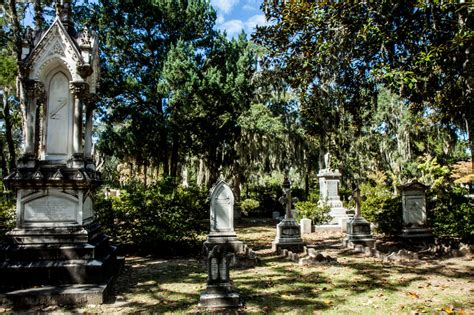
[
  {"x1": 199, "y1": 177, "x2": 242, "y2": 309},
  {"x1": 343, "y1": 187, "x2": 375, "y2": 247},
  {"x1": 272, "y1": 170, "x2": 304, "y2": 252},
  {"x1": 317, "y1": 153, "x2": 350, "y2": 229},
  {"x1": 0, "y1": 1, "x2": 122, "y2": 305},
  {"x1": 398, "y1": 181, "x2": 433, "y2": 242}
]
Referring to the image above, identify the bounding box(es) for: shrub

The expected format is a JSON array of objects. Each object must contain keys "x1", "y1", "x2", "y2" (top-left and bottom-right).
[
  {"x1": 94, "y1": 180, "x2": 209, "y2": 256},
  {"x1": 360, "y1": 182, "x2": 402, "y2": 235},
  {"x1": 240, "y1": 198, "x2": 260, "y2": 216},
  {"x1": 0, "y1": 184, "x2": 15, "y2": 244},
  {"x1": 427, "y1": 186, "x2": 473, "y2": 241},
  {"x1": 294, "y1": 200, "x2": 331, "y2": 225}
]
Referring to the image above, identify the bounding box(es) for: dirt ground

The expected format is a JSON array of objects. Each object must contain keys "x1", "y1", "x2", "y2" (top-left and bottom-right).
[{"x1": 1, "y1": 221, "x2": 473, "y2": 314}]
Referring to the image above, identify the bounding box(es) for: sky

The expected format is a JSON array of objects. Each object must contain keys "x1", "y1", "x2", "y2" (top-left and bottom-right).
[{"x1": 210, "y1": 0, "x2": 268, "y2": 38}]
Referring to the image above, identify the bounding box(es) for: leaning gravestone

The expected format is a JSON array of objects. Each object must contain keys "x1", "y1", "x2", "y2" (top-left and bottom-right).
[
  {"x1": 0, "y1": 2, "x2": 122, "y2": 306},
  {"x1": 398, "y1": 181, "x2": 433, "y2": 242},
  {"x1": 199, "y1": 177, "x2": 242, "y2": 309}
]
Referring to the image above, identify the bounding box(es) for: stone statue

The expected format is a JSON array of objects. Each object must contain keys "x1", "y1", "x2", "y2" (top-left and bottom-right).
[{"x1": 324, "y1": 152, "x2": 331, "y2": 170}]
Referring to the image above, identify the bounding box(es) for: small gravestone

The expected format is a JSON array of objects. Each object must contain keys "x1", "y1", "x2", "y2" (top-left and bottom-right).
[
  {"x1": 199, "y1": 177, "x2": 242, "y2": 310},
  {"x1": 272, "y1": 211, "x2": 281, "y2": 220},
  {"x1": 300, "y1": 218, "x2": 312, "y2": 235},
  {"x1": 398, "y1": 181, "x2": 433, "y2": 242}
]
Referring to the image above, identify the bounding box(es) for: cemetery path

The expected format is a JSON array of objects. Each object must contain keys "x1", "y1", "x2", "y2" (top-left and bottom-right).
[{"x1": 2, "y1": 220, "x2": 472, "y2": 314}]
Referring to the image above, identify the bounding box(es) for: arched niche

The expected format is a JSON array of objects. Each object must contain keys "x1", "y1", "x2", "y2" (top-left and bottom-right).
[{"x1": 42, "y1": 64, "x2": 73, "y2": 161}]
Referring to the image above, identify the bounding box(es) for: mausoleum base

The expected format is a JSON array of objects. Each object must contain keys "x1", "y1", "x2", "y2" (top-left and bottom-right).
[
  {"x1": 0, "y1": 228, "x2": 123, "y2": 289},
  {"x1": 399, "y1": 227, "x2": 434, "y2": 243},
  {"x1": 0, "y1": 276, "x2": 122, "y2": 307}
]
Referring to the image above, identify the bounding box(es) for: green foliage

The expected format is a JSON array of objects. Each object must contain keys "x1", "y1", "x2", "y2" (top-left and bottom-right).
[
  {"x1": 94, "y1": 180, "x2": 208, "y2": 255},
  {"x1": 427, "y1": 187, "x2": 473, "y2": 241},
  {"x1": 294, "y1": 200, "x2": 331, "y2": 225},
  {"x1": 360, "y1": 181, "x2": 403, "y2": 235},
  {"x1": 0, "y1": 182, "x2": 15, "y2": 243},
  {"x1": 240, "y1": 198, "x2": 260, "y2": 216}
]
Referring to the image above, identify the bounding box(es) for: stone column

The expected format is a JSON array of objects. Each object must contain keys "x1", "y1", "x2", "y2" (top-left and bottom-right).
[
  {"x1": 83, "y1": 94, "x2": 95, "y2": 160},
  {"x1": 70, "y1": 81, "x2": 88, "y2": 157},
  {"x1": 24, "y1": 80, "x2": 44, "y2": 158}
]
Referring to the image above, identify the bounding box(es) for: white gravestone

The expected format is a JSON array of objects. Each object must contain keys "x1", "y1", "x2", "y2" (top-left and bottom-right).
[
  {"x1": 300, "y1": 218, "x2": 312, "y2": 235},
  {"x1": 210, "y1": 180, "x2": 235, "y2": 234}
]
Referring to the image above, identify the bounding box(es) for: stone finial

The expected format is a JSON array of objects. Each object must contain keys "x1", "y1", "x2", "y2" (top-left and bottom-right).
[{"x1": 56, "y1": 0, "x2": 73, "y2": 32}]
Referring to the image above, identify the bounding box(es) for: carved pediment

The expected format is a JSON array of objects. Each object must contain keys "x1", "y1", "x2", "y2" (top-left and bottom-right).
[{"x1": 26, "y1": 17, "x2": 84, "y2": 82}]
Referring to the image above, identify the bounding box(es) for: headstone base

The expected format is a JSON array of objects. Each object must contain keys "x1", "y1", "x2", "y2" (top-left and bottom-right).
[
  {"x1": 399, "y1": 227, "x2": 434, "y2": 243},
  {"x1": 0, "y1": 276, "x2": 121, "y2": 307},
  {"x1": 205, "y1": 233, "x2": 244, "y2": 254},
  {"x1": 343, "y1": 216, "x2": 375, "y2": 248},
  {"x1": 199, "y1": 284, "x2": 242, "y2": 310},
  {"x1": 0, "y1": 225, "x2": 124, "y2": 292},
  {"x1": 272, "y1": 218, "x2": 304, "y2": 252}
]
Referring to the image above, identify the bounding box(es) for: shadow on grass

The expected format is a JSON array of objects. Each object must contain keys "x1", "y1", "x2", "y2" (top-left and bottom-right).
[{"x1": 99, "y1": 222, "x2": 471, "y2": 313}]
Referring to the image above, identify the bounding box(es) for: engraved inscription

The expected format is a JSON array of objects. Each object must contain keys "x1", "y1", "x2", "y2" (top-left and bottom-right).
[
  {"x1": 327, "y1": 180, "x2": 338, "y2": 198},
  {"x1": 210, "y1": 258, "x2": 218, "y2": 280},
  {"x1": 24, "y1": 195, "x2": 76, "y2": 222},
  {"x1": 83, "y1": 196, "x2": 93, "y2": 222},
  {"x1": 404, "y1": 196, "x2": 426, "y2": 226}
]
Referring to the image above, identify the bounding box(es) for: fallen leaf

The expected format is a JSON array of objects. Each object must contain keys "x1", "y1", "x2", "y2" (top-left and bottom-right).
[{"x1": 407, "y1": 291, "x2": 420, "y2": 299}]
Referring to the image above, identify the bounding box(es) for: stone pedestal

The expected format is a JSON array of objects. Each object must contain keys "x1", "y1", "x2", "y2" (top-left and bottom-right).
[
  {"x1": 272, "y1": 219, "x2": 304, "y2": 252},
  {"x1": 317, "y1": 169, "x2": 349, "y2": 228},
  {"x1": 0, "y1": 166, "x2": 123, "y2": 296},
  {"x1": 198, "y1": 243, "x2": 242, "y2": 310},
  {"x1": 343, "y1": 216, "x2": 375, "y2": 248}
]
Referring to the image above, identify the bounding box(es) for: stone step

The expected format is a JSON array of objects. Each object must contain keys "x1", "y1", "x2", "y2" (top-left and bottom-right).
[
  {"x1": 1, "y1": 235, "x2": 110, "y2": 261},
  {"x1": 0, "y1": 247, "x2": 121, "y2": 287}
]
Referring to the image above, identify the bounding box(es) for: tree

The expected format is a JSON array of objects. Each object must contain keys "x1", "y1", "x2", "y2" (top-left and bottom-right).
[{"x1": 256, "y1": 1, "x2": 472, "y2": 185}]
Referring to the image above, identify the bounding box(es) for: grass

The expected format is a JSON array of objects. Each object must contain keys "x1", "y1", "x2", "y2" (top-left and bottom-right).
[{"x1": 2, "y1": 220, "x2": 473, "y2": 314}]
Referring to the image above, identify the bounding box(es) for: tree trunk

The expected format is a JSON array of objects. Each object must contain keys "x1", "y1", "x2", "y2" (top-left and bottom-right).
[
  {"x1": 197, "y1": 158, "x2": 205, "y2": 187},
  {"x1": 170, "y1": 133, "x2": 179, "y2": 178},
  {"x1": 143, "y1": 162, "x2": 147, "y2": 188}
]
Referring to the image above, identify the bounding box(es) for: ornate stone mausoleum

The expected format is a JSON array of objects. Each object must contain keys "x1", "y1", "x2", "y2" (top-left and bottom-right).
[{"x1": 0, "y1": 1, "x2": 121, "y2": 305}]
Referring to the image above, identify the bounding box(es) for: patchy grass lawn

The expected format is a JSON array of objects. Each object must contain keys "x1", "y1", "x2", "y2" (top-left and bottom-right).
[{"x1": 2, "y1": 220, "x2": 473, "y2": 314}]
